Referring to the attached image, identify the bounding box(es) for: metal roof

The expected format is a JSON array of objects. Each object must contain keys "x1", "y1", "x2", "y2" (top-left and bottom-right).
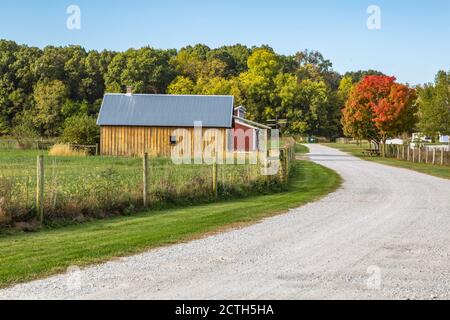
[{"x1": 97, "y1": 94, "x2": 234, "y2": 128}]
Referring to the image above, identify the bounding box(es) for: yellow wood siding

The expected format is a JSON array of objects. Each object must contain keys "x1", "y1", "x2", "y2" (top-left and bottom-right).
[{"x1": 100, "y1": 126, "x2": 228, "y2": 157}]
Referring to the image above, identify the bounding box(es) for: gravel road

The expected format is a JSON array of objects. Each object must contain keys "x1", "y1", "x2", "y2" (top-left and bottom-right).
[{"x1": 1, "y1": 144, "x2": 450, "y2": 300}]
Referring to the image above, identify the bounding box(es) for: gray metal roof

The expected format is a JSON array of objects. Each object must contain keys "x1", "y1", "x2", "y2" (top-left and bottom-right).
[{"x1": 97, "y1": 94, "x2": 234, "y2": 128}]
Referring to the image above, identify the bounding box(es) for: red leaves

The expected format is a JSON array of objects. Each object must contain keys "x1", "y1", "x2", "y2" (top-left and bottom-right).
[{"x1": 342, "y1": 75, "x2": 417, "y2": 140}]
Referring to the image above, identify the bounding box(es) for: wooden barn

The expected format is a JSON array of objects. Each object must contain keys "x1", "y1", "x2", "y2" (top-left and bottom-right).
[{"x1": 96, "y1": 92, "x2": 268, "y2": 157}]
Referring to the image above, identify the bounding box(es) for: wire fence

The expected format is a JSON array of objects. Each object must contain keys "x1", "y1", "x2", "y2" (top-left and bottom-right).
[
  {"x1": 0, "y1": 139, "x2": 56, "y2": 150},
  {"x1": 0, "y1": 140, "x2": 296, "y2": 226}
]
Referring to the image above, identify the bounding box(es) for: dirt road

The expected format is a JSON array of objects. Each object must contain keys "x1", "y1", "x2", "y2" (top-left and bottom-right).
[{"x1": 1, "y1": 144, "x2": 449, "y2": 299}]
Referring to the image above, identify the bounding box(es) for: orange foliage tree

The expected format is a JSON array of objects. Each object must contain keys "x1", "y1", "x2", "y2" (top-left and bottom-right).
[{"x1": 342, "y1": 75, "x2": 417, "y2": 154}]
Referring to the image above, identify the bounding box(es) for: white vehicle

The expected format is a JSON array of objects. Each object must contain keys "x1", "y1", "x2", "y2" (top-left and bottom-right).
[
  {"x1": 385, "y1": 138, "x2": 404, "y2": 145},
  {"x1": 412, "y1": 133, "x2": 432, "y2": 143}
]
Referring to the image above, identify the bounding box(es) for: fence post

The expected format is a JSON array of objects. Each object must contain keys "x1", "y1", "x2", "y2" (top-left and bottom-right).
[
  {"x1": 36, "y1": 155, "x2": 44, "y2": 224},
  {"x1": 212, "y1": 153, "x2": 218, "y2": 198},
  {"x1": 432, "y1": 148, "x2": 436, "y2": 165},
  {"x1": 425, "y1": 148, "x2": 429, "y2": 164},
  {"x1": 280, "y1": 149, "x2": 287, "y2": 185},
  {"x1": 143, "y1": 152, "x2": 148, "y2": 207},
  {"x1": 95, "y1": 143, "x2": 99, "y2": 156},
  {"x1": 441, "y1": 149, "x2": 444, "y2": 166},
  {"x1": 418, "y1": 148, "x2": 422, "y2": 163}
]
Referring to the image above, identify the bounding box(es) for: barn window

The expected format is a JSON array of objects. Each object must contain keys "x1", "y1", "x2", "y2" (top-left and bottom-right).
[{"x1": 170, "y1": 136, "x2": 177, "y2": 145}]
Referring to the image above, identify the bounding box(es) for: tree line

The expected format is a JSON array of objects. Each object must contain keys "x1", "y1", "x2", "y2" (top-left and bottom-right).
[{"x1": 1, "y1": 39, "x2": 448, "y2": 146}]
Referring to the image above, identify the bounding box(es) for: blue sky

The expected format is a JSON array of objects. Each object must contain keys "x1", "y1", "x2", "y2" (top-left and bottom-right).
[{"x1": 0, "y1": 0, "x2": 449, "y2": 85}]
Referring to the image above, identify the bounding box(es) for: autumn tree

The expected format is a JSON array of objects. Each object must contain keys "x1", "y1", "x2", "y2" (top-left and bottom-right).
[{"x1": 342, "y1": 75, "x2": 417, "y2": 154}]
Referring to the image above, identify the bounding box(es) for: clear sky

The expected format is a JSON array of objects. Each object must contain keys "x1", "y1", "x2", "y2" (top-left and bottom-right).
[{"x1": 0, "y1": 0, "x2": 449, "y2": 85}]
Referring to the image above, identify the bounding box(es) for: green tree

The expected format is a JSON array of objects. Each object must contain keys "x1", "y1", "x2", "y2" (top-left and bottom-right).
[
  {"x1": 33, "y1": 80, "x2": 69, "y2": 136},
  {"x1": 171, "y1": 46, "x2": 227, "y2": 81},
  {"x1": 337, "y1": 75, "x2": 354, "y2": 102},
  {"x1": 60, "y1": 114, "x2": 100, "y2": 145},
  {"x1": 196, "y1": 77, "x2": 233, "y2": 95},
  {"x1": 10, "y1": 113, "x2": 38, "y2": 148},
  {"x1": 167, "y1": 76, "x2": 196, "y2": 94},
  {"x1": 232, "y1": 48, "x2": 281, "y2": 122},
  {"x1": 417, "y1": 71, "x2": 450, "y2": 136},
  {"x1": 207, "y1": 44, "x2": 252, "y2": 77},
  {"x1": 105, "y1": 47, "x2": 175, "y2": 93}
]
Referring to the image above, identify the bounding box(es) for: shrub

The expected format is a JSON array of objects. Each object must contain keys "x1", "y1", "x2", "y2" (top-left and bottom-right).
[
  {"x1": 60, "y1": 115, "x2": 99, "y2": 146},
  {"x1": 49, "y1": 144, "x2": 88, "y2": 157},
  {"x1": 10, "y1": 120, "x2": 39, "y2": 149}
]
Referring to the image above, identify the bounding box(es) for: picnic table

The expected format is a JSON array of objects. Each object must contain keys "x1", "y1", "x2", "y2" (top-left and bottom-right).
[{"x1": 362, "y1": 149, "x2": 381, "y2": 157}]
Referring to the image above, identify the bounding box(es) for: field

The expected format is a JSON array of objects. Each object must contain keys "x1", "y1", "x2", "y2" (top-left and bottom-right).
[
  {"x1": 0, "y1": 160, "x2": 341, "y2": 288},
  {"x1": 0, "y1": 149, "x2": 281, "y2": 227},
  {"x1": 325, "y1": 143, "x2": 450, "y2": 180}
]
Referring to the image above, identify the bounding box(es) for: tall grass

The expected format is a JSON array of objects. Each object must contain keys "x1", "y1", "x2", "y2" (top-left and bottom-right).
[
  {"x1": 49, "y1": 144, "x2": 88, "y2": 157},
  {"x1": 0, "y1": 149, "x2": 288, "y2": 228}
]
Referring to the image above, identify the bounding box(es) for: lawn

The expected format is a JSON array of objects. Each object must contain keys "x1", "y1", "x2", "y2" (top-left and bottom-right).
[
  {"x1": 325, "y1": 143, "x2": 450, "y2": 180},
  {"x1": 0, "y1": 160, "x2": 341, "y2": 288},
  {"x1": 295, "y1": 143, "x2": 310, "y2": 155}
]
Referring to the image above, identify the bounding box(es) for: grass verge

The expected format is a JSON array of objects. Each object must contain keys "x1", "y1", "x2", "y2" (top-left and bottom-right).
[
  {"x1": 325, "y1": 143, "x2": 450, "y2": 180},
  {"x1": 295, "y1": 143, "x2": 310, "y2": 154},
  {"x1": 0, "y1": 160, "x2": 341, "y2": 289}
]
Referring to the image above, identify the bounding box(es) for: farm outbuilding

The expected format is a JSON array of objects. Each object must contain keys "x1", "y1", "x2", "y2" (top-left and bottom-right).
[{"x1": 97, "y1": 93, "x2": 268, "y2": 157}]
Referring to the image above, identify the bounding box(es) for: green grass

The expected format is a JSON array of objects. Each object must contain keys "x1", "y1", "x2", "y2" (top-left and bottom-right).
[
  {"x1": 295, "y1": 143, "x2": 310, "y2": 154},
  {"x1": 325, "y1": 143, "x2": 450, "y2": 180},
  {"x1": 0, "y1": 160, "x2": 341, "y2": 288},
  {"x1": 0, "y1": 149, "x2": 267, "y2": 221}
]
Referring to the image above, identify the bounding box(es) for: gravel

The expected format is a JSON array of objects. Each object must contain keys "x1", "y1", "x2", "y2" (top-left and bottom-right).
[{"x1": 1, "y1": 144, "x2": 450, "y2": 300}]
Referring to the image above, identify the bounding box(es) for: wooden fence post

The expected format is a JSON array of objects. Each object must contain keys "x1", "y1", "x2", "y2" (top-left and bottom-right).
[
  {"x1": 143, "y1": 152, "x2": 148, "y2": 207},
  {"x1": 212, "y1": 154, "x2": 218, "y2": 197},
  {"x1": 432, "y1": 148, "x2": 436, "y2": 165},
  {"x1": 441, "y1": 149, "x2": 444, "y2": 166},
  {"x1": 425, "y1": 148, "x2": 429, "y2": 164},
  {"x1": 95, "y1": 143, "x2": 99, "y2": 156},
  {"x1": 280, "y1": 149, "x2": 287, "y2": 185},
  {"x1": 418, "y1": 148, "x2": 422, "y2": 163},
  {"x1": 36, "y1": 155, "x2": 44, "y2": 223}
]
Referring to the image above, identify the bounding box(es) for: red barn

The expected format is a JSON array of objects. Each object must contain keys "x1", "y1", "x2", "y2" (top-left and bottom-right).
[{"x1": 231, "y1": 106, "x2": 270, "y2": 152}]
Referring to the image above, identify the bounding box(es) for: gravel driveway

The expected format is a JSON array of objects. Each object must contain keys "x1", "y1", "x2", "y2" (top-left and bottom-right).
[{"x1": 1, "y1": 144, "x2": 450, "y2": 300}]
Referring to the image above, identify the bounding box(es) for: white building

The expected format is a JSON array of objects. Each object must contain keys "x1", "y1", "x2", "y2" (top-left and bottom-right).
[{"x1": 439, "y1": 135, "x2": 449, "y2": 143}]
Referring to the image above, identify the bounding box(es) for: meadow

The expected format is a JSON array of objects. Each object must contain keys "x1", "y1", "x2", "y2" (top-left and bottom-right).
[{"x1": 0, "y1": 148, "x2": 284, "y2": 229}]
